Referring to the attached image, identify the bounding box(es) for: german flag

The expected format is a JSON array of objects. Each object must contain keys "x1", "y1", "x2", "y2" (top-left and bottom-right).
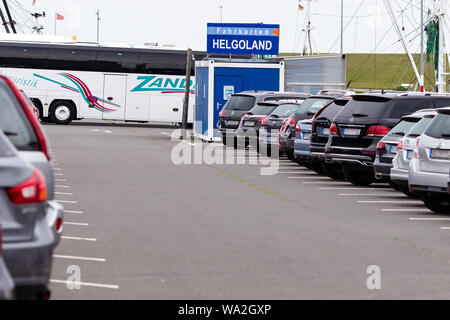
[{"x1": 298, "y1": 1, "x2": 304, "y2": 11}]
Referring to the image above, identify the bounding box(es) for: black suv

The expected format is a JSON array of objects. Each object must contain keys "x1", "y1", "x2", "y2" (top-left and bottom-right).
[
  {"x1": 310, "y1": 98, "x2": 351, "y2": 179},
  {"x1": 217, "y1": 91, "x2": 309, "y2": 146},
  {"x1": 324, "y1": 93, "x2": 450, "y2": 185}
]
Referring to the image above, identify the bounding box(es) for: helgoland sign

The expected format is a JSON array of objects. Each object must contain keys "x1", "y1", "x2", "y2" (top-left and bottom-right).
[{"x1": 207, "y1": 23, "x2": 280, "y2": 56}]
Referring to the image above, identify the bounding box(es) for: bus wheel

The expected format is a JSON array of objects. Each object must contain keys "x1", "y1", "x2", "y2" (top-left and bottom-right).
[{"x1": 50, "y1": 102, "x2": 74, "y2": 125}]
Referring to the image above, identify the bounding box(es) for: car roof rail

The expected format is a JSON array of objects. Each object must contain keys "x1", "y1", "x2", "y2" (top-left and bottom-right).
[
  {"x1": 317, "y1": 89, "x2": 356, "y2": 97},
  {"x1": 366, "y1": 89, "x2": 404, "y2": 95}
]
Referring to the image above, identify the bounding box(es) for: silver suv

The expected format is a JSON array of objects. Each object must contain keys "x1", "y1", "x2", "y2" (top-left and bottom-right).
[
  {"x1": 409, "y1": 107, "x2": 450, "y2": 213},
  {"x1": 390, "y1": 110, "x2": 437, "y2": 196},
  {"x1": 0, "y1": 75, "x2": 64, "y2": 299}
]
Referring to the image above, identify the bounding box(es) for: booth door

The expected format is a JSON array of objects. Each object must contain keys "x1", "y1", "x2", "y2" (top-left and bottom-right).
[{"x1": 214, "y1": 75, "x2": 244, "y2": 132}]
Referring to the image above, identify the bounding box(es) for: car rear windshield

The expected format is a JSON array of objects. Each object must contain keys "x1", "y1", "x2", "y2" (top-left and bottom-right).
[
  {"x1": 407, "y1": 117, "x2": 434, "y2": 137},
  {"x1": 0, "y1": 79, "x2": 40, "y2": 151},
  {"x1": 338, "y1": 99, "x2": 391, "y2": 118},
  {"x1": 424, "y1": 113, "x2": 450, "y2": 139},
  {"x1": 388, "y1": 119, "x2": 420, "y2": 136},
  {"x1": 264, "y1": 96, "x2": 306, "y2": 103},
  {"x1": 249, "y1": 105, "x2": 278, "y2": 115},
  {"x1": 385, "y1": 99, "x2": 433, "y2": 118},
  {"x1": 296, "y1": 98, "x2": 334, "y2": 116},
  {"x1": 270, "y1": 104, "x2": 301, "y2": 118},
  {"x1": 223, "y1": 95, "x2": 256, "y2": 111},
  {"x1": 315, "y1": 102, "x2": 346, "y2": 120}
]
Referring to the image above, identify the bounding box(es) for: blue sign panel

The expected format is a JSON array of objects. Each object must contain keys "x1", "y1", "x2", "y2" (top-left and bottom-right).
[{"x1": 207, "y1": 23, "x2": 280, "y2": 56}]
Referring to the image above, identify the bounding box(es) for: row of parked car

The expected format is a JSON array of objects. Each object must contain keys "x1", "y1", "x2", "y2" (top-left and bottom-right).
[
  {"x1": 0, "y1": 74, "x2": 63, "y2": 300},
  {"x1": 218, "y1": 89, "x2": 450, "y2": 213}
]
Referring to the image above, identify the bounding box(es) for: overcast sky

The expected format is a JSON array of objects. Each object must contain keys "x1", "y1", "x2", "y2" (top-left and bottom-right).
[{"x1": 6, "y1": 0, "x2": 449, "y2": 54}]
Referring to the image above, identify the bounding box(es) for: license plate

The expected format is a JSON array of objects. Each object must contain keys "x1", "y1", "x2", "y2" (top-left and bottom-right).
[
  {"x1": 389, "y1": 145, "x2": 398, "y2": 153},
  {"x1": 406, "y1": 150, "x2": 413, "y2": 160},
  {"x1": 243, "y1": 121, "x2": 256, "y2": 127},
  {"x1": 302, "y1": 133, "x2": 311, "y2": 140},
  {"x1": 343, "y1": 128, "x2": 361, "y2": 136},
  {"x1": 320, "y1": 127, "x2": 330, "y2": 135},
  {"x1": 226, "y1": 120, "x2": 239, "y2": 126},
  {"x1": 430, "y1": 149, "x2": 450, "y2": 160}
]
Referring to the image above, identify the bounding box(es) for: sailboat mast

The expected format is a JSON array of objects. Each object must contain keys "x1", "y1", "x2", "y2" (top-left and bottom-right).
[
  {"x1": 420, "y1": 0, "x2": 425, "y2": 92},
  {"x1": 437, "y1": 0, "x2": 446, "y2": 93},
  {"x1": 2, "y1": 0, "x2": 16, "y2": 33},
  {"x1": 0, "y1": 7, "x2": 10, "y2": 33},
  {"x1": 384, "y1": 0, "x2": 424, "y2": 90}
]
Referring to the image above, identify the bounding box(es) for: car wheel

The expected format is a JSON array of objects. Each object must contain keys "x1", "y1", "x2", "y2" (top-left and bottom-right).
[
  {"x1": 398, "y1": 185, "x2": 416, "y2": 198},
  {"x1": 388, "y1": 180, "x2": 401, "y2": 191},
  {"x1": 50, "y1": 102, "x2": 74, "y2": 125},
  {"x1": 310, "y1": 161, "x2": 323, "y2": 175},
  {"x1": 321, "y1": 163, "x2": 345, "y2": 180},
  {"x1": 424, "y1": 194, "x2": 450, "y2": 214},
  {"x1": 343, "y1": 167, "x2": 375, "y2": 186}
]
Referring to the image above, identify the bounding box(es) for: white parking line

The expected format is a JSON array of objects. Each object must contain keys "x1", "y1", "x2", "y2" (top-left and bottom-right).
[
  {"x1": 440, "y1": 227, "x2": 450, "y2": 230},
  {"x1": 55, "y1": 185, "x2": 70, "y2": 188},
  {"x1": 289, "y1": 176, "x2": 329, "y2": 180},
  {"x1": 57, "y1": 200, "x2": 78, "y2": 204},
  {"x1": 62, "y1": 236, "x2": 97, "y2": 242},
  {"x1": 339, "y1": 193, "x2": 404, "y2": 197},
  {"x1": 303, "y1": 182, "x2": 348, "y2": 185},
  {"x1": 55, "y1": 179, "x2": 67, "y2": 182},
  {"x1": 359, "y1": 200, "x2": 423, "y2": 204},
  {"x1": 53, "y1": 255, "x2": 106, "y2": 262},
  {"x1": 55, "y1": 173, "x2": 64, "y2": 176},
  {"x1": 50, "y1": 279, "x2": 119, "y2": 290},
  {"x1": 64, "y1": 222, "x2": 89, "y2": 226},
  {"x1": 382, "y1": 209, "x2": 431, "y2": 212},
  {"x1": 409, "y1": 218, "x2": 450, "y2": 221},
  {"x1": 55, "y1": 192, "x2": 74, "y2": 196},
  {"x1": 54, "y1": 168, "x2": 62, "y2": 171},
  {"x1": 64, "y1": 210, "x2": 84, "y2": 214},
  {"x1": 279, "y1": 170, "x2": 319, "y2": 177},
  {"x1": 320, "y1": 187, "x2": 389, "y2": 190}
]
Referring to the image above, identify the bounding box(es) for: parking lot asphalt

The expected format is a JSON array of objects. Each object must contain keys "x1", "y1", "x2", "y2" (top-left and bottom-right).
[{"x1": 44, "y1": 120, "x2": 450, "y2": 300}]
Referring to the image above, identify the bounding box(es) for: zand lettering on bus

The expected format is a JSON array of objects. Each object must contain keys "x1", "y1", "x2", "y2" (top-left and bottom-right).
[
  {"x1": 131, "y1": 76, "x2": 195, "y2": 93},
  {"x1": 5, "y1": 75, "x2": 38, "y2": 88}
]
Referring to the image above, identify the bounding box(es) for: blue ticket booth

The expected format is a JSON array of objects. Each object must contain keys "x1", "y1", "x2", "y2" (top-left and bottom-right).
[{"x1": 194, "y1": 59, "x2": 285, "y2": 141}]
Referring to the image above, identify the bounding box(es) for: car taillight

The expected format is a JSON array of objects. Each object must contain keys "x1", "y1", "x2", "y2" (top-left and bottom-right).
[
  {"x1": 414, "y1": 138, "x2": 421, "y2": 159},
  {"x1": 7, "y1": 169, "x2": 47, "y2": 205},
  {"x1": 219, "y1": 111, "x2": 226, "y2": 119},
  {"x1": 366, "y1": 126, "x2": 390, "y2": 137},
  {"x1": 376, "y1": 141, "x2": 386, "y2": 152},
  {"x1": 2, "y1": 76, "x2": 51, "y2": 160},
  {"x1": 56, "y1": 218, "x2": 63, "y2": 232},
  {"x1": 397, "y1": 140, "x2": 404, "y2": 150},
  {"x1": 330, "y1": 123, "x2": 338, "y2": 135},
  {"x1": 290, "y1": 117, "x2": 297, "y2": 127},
  {"x1": 296, "y1": 123, "x2": 301, "y2": 133},
  {"x1": 259, "y1": 116, "x2": 268, "y2": 127}
]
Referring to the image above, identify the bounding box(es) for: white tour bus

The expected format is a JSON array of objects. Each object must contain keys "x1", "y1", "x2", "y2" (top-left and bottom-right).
[{"x1": 0, "y1": 38, "x2": 205, "y2": 125}]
